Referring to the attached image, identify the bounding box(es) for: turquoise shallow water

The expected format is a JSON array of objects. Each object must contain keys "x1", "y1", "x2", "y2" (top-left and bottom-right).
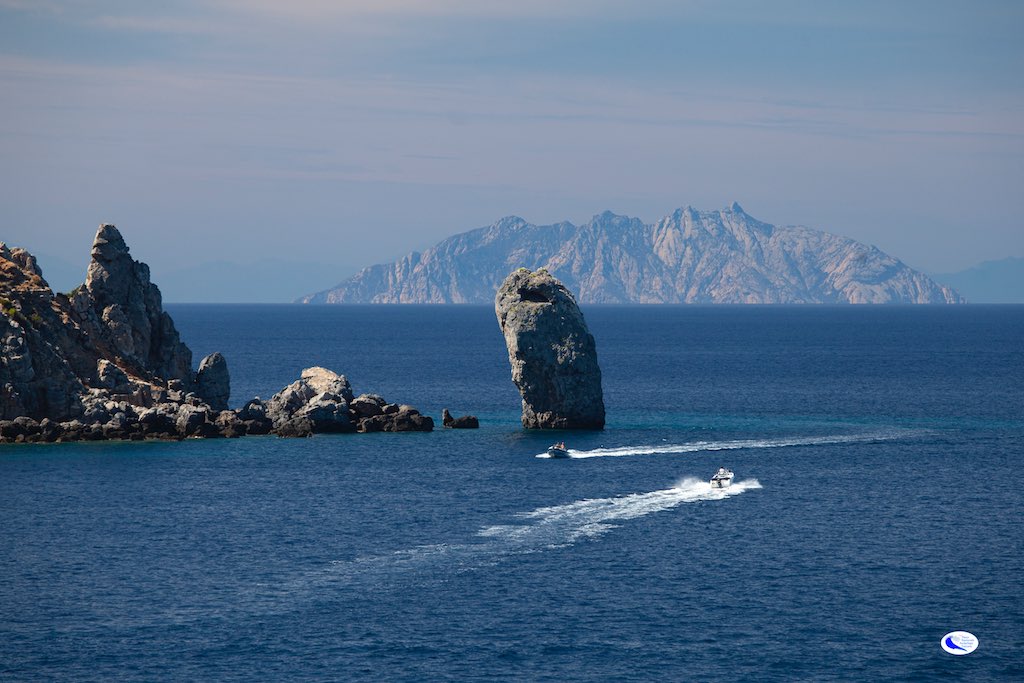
[{"x1": 2, "y1": 305, "x2": 1022, "y2": 681}]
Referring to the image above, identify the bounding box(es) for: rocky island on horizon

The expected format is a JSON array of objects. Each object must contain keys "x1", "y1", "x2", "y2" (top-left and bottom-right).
[{"x1": 301, "y1": 203, "x2": 963, "y2": 305}]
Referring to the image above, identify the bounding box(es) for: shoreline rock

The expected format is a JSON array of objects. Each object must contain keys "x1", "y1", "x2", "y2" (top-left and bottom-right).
[{"x1": 0, "y1": 227, "x2": 432, "y2": 444}]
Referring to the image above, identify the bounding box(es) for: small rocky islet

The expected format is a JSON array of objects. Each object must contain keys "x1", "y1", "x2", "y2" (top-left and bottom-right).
[{"x1": 0, "y1": 225, "x2": 448, "y2": 443}]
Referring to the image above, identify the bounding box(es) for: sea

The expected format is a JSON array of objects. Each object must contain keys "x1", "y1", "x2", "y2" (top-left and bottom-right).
[{"x1": 1, "y1": 305, "x2": 1022, "y2": 682}]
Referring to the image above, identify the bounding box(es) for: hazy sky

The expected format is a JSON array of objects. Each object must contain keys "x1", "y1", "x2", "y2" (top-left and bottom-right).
[{"x1": 2, "y1": 0, "x2": 1022, "y2": 297}]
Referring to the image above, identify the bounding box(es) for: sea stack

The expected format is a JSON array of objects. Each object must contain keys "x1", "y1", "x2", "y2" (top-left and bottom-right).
[
  {"x1": 495, "y1": 268, "x2": 605, "y2": 429},
  {"x1": 80, "y1": 224, "x2": 194, "y2": 383}
]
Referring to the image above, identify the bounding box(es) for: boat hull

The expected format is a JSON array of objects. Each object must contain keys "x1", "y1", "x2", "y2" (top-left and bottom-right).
[{"x1": 710, "y1": 477, "x2": 733, "y2": 488}]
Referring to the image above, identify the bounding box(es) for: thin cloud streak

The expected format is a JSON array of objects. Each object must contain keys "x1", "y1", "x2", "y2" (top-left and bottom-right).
[{"x1": 0, "y1": 2, "x2": 1021, "y2": 281}]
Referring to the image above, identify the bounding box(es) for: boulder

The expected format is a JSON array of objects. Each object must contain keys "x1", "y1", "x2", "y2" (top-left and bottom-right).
[
  {"x1": 297, "y1": 392, "x2": 354, "y2": 433},
  {"x1": 442, "y1": 408, "x2": 479, "y2": 429},
  {"x1": 138, "y1": 407, "x2": 176, "y2": 436},
  {"x1": 96, "y1": 359, "x2": 132, "y2": 393},
  {"x1": 175, "y1": 404, "x2": 210, "y2": 437},
  {"x1": 300, "y1": 367, "x2": 354, "y2": 402},
  {"x1": 238, "y1": 398, "x2": 268, "y2": 421},
  {"x1": 265, "y1": 380, "x2": 316, "y2": 426},
  {"x1": 391, "y1": 408, "x2": 434, "y2": 432},
  {"x1": 195, "y1": 352, "x2": 230, "y2": 411},
  {"x1": 495, "y1": 268, "x2": 605, "y2": 429},
  {"x1": 39, "y1": 418, "x2": 63, "y2": 442},
  {"x1": 214, "y1": 410, "x2": 245, "y2": 438},
  {"x1": 355, "y1": 409, "x2": 433, "y2": 433},
  {"x1": 237, "y1": 398, "x2": 272, "y2": 434},
  {"x1": 276, "y1": 416, "x2": 314, "y2": 438},
  {"x1": 356, "y1": 414, "x2": 388, "y2": 433},
  {"x1": 350, "y1": 393, "x2": 385, "y2": 418},
  {"x1": 102, "y1": 412, "x2": 132, "y2": 439},
  {"x1": 266, "y1": 367, "x2": 356, "y2": 435}
]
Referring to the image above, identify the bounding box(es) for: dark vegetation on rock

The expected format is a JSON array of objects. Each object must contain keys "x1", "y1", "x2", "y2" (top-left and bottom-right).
[
  {"x1": 0, "y1": 226, "x2": 432, "y2": 443},
  {"x1": 495, "y1": 268, "x2": 605, "y2": 429}
]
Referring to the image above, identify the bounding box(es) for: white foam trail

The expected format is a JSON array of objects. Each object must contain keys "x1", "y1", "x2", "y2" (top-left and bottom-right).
[
  {"x1": 321, "y1": 478, "x2": 761, "y2": 587},
  {"x1": 535, "y1": 431, "x2": 903, "y2": 459},
  {"x1": 480, "y1": 478, "x2": 762, "y2": 546}
]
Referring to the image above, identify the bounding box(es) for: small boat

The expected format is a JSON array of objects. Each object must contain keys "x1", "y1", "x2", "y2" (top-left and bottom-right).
[
  {"x1": 547, "y1": 442, "x2": 570, "y2": 458},
  {"x1": 710, "y1": 467, "x2": 734, "y2": 488}
]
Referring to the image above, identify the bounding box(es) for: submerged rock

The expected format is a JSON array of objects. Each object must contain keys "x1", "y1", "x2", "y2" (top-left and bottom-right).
[{"x1": 495, "y1": 268, "x2": 605, "y2": 429}]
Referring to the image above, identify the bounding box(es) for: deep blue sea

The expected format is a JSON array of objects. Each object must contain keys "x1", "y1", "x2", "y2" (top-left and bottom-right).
[{"x1": 2, "y1": 305, "x2": 1022, "y2": 681}]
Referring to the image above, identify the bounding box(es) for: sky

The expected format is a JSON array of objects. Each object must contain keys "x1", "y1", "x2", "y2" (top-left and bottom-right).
[{"x1": 1, "y1": 0, "x2": 1022, "y2": 301}]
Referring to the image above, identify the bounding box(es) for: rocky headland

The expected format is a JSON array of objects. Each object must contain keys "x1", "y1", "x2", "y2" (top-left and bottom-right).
[
  {"x1": 302, "y1": 203, "x2": 963, "y2": 304},
  {"x1": 495, "y1": 268, "x2": 605, "y2": 429},
  {"x1": 0, "y1": 226, "x2": 432, "y2": 443}
]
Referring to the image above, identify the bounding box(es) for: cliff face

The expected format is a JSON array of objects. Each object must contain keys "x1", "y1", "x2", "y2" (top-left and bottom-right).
[
  {"x1": 302, "y1": 204, "x2": 963, "y2": 304},
  {"x1": 0, "y1": 244, "x2": 87, "y2": 420},
  {"x1": 0, "y1": 225, "x2": 215, "y2": 423}
]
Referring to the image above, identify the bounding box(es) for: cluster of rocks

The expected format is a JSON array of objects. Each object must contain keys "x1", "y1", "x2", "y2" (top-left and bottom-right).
[
  {"x1": 0, "y1": 225, "x2": 444, "y2": 444},
  {"x1": 258, "y1": 366, "x2": 435, "y2": 438},
  {"x1": 0, "y1": 366, "x2": 440, "y2": 443}
]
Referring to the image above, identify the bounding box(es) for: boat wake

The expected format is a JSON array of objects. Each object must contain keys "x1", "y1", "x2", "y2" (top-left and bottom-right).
[
  {"x1": 478, "y1": 477, "x2": 761, "y2": 546},
  {"x1": 536, "y1": 430, "x2": 905, "y2": 459},
  {"x1": 316, "y1": 478, "x2": 761, "y2": 588}
]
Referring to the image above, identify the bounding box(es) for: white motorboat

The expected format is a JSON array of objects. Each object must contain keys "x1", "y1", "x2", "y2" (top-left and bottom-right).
[
  {"x1": 547, "y1": 442, "x2": 570, "y2": 458},
  {"x1": 710, "y1": 467, "x2": 734, "y2": 488}
]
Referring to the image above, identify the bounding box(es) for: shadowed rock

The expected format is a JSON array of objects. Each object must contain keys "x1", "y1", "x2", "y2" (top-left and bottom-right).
[
  {"x1": 442, "y1": 408, "x2": 479, "y2": 429},
  {"x1": 195, "y1": 352, "x2": 230, "y2": 411},
  {"x1": 495, "y1": 268, "x2": 605, "y2": 429}
]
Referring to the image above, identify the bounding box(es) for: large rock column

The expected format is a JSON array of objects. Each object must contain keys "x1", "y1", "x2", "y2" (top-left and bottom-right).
[
  {"x1": 495, "y1": 268, "x2": 605, "y2": 429},
  {"x1": 80, "y1": 224, "x2": 194, "y2": 383}
]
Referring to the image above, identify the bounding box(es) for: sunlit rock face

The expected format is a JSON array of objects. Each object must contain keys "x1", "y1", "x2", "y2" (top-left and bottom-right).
[
  {"x1": 82, "y1": 224, "x2": 194, "y2": 382},
  {"x1": 495, "y1": 268, "x2": 605, "y2": 430}
]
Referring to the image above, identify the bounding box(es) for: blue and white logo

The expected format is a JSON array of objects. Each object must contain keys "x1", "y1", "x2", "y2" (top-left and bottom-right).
[{"x1": 940, "y1": 631, "x2": 978, "y2": 655}]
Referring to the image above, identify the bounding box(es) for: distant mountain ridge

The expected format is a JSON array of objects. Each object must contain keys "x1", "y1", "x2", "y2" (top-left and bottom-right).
[{"x1": 300, "y1": 203, "x2": 963, "y2": 304}]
